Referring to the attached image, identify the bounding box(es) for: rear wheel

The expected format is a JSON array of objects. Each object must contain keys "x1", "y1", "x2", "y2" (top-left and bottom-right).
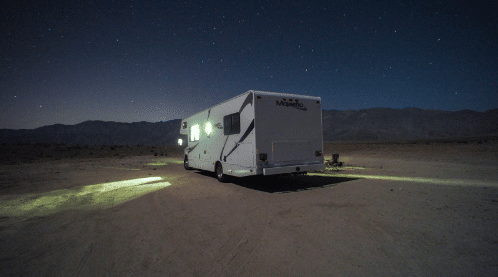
[
  {"x1": 184, "y1": 156, "x2": 192, "y2": 170},
  {"x1": 215, "y1": 162, "x2": 227, "y2": 182}
]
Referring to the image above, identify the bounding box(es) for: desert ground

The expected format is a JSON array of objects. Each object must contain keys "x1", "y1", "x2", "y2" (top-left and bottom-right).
[{"x1": 1, "y1": 139, "x2": 498, "y2": 276}]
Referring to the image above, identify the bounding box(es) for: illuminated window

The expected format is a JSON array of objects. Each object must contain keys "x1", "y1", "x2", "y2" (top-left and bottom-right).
[
  {"x1": 205, "y1": 122, "x2": 212, "y2": 136},
  {"x1": 178, "y1": 138, "x2": 183, "y2": 145},
  {"x1": 190, "y1": 124, "x2": 200, "y2": 141},
  {"x1": 223, "y1": 113, "x2": 240, "y2": 135}
]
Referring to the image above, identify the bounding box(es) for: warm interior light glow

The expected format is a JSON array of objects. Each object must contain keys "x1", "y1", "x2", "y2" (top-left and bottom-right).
[
  {"x1": 146, "y1": 158, "x2": 184, "y2": 166},
  {"x1": 205, "y1": 121, "x2": 212, "y2": 136},
  {"x1": 0, "y1": 177, "x2": 171, "y2": 219},
  {"x1": 102, "y1": 167, "x2": 141, "y2": 170},
  {"x1": 190, "y1": 124, "x2": 200, "y2": 141}
]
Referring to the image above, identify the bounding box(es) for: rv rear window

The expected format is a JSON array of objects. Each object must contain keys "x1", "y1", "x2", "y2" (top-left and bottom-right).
[{"x1": 223, "y1": 113, "x2": 240, "y2": 135}]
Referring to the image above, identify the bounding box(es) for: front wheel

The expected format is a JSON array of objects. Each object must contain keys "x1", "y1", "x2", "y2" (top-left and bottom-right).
[
  {"x1": 184, "y1": 156, "x2": 192, "y2": 170},
  {"x1": 215, "y1": 163, "x2": 227, "y2": 182}
]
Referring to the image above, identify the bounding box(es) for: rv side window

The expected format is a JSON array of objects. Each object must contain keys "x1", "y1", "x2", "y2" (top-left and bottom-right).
[
  {"x1": 232, "y1": 113, "x2": 240, "y2": 134},
  {"x1": 223, "y1": 113, "x2": 240, "y2": 135},
  {"x1": 190, "y1": 124, "x2": 200, "y2": 142}
]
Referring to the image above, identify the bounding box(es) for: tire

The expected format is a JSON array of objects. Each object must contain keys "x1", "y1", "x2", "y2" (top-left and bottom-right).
[
  {"x1": 184, "y1": 156, "x2": 192, "y2": 170},
  {"x1": 215, "y1": 162, "x2": 227, "y2": 182}
]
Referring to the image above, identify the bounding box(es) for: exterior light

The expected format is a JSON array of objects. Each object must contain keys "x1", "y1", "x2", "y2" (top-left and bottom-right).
[
  {"x1": 205, "y1": 122, "x2": 212, "y2": 136},
  {"x1": 178, "y1": 138, "x2": 183, "y2": 146}
]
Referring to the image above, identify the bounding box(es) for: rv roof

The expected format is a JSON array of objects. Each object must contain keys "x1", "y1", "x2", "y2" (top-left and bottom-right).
[
  {"x1": 251, "y1": 90, "x2": 322, "y2": 101},
  {"x1": 184, "y1": 90, "x2": 321, "y2": 119}
]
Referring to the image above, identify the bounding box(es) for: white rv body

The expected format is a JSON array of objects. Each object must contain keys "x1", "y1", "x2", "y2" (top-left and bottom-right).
[{"x1": 179, "y1": 90, "x2": 325, "y2": 179}]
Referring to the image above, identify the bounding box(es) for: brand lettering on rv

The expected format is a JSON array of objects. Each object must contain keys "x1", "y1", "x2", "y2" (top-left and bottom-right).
[{"x1": 276, "y1": 100, "x2": 307, "y2": 111}]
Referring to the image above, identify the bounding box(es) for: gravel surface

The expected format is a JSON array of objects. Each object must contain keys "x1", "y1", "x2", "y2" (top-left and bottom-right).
[{"x1": 1, "y1": 141, "x2": 497, "y2": 276}]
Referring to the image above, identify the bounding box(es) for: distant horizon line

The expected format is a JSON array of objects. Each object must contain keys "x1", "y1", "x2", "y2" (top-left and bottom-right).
[{"x1": 1, "y1": 107, "x2": 497, "y2": 131}]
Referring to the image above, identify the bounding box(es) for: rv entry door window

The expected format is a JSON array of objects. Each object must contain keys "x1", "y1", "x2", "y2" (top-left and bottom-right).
[{"x1": 190, "y1": 124, "x2": 200, "y2": 141}]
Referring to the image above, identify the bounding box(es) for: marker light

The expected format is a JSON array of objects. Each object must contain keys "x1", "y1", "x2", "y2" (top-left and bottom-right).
[
  {"x1": 205, "y1": 122, "x2": 213, "y2": 136},
  {"x1": 178, "y1": 138, "x2": 183, "y2": 146}
]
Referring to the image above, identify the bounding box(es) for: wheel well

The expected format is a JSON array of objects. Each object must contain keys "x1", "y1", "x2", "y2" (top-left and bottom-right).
[{"x1": 214, "y1": 161, "x2": 221, "y2": 171}]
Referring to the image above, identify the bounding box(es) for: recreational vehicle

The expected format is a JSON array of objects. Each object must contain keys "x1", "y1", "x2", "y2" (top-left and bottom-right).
[{"x1": 179, "y1": 90, "x2": 325, "y2": 182}]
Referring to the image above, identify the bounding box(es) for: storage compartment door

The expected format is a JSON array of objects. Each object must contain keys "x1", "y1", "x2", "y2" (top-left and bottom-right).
[{"x1": 272, "y1": 141, "x2": 311, "y2": 163}]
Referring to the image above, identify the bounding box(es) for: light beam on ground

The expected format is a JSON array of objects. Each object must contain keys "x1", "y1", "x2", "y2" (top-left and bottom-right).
[
  {"x1": 0, "y1": 177, "x2": 171, "y2": 219},
  {"x1": 309, "y1": 173, "x2": 498, "y2": 187}
]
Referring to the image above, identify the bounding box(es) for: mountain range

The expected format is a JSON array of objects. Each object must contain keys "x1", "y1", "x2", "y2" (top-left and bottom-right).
[
  {"x1": 0, "y1": 120, "x2": 181, "y2": 146},
  {"x1": 1, "y1": 108, "x2": 497, "y2": 145},
  {"x1": 322, "y1": 108, "x2": 498, "y2": 141}
]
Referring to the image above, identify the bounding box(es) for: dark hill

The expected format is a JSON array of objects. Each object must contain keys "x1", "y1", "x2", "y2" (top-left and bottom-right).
[
  {"x1": 1, "y1": 109, "x2": 497, "y2": 145},
  {"x1": 322, "y1": 108, "x2": 498, "y2": 141},
  {"x1": 0, "y1": 120, "x2": 182, "y2": 146}
]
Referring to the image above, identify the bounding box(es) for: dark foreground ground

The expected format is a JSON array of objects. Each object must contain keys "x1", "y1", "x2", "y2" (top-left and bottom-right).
[
  {"x1": 0, "y1": 139, "x2": 497, "y2": 276},
  {"x1": 0, "y1": 143, "x2": 185, "y2": 165}
]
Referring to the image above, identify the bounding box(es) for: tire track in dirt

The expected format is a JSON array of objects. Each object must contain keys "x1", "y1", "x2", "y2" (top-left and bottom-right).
[
  {"x1": 138, "y1": 188, "x2": 217, "y2": 275},
  {"x1": 147, "y1": 192, "x2": 213, "y2": 274},
  {"x1": 207, "y1": 203, "x2": 269, "y2": 277},
  {"x1": 357, "y1": 210, "x2": 423, "y2": 275},
  {"x1": 80, "y1": 195, "x2": 115, "y2": 276},
  {"x1": 76, "y1": 242, "x2": 93, "y2": 277}
]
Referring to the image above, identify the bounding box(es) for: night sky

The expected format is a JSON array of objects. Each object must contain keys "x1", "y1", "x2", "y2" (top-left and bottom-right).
[{"x1": 1, "y1": 0, "x2": 497, "y2": 129}]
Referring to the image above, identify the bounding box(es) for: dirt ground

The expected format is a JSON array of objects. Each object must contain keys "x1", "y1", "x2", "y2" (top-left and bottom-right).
[{"x1": 1, "y1": 140, "x2": 498, "y2": 276}]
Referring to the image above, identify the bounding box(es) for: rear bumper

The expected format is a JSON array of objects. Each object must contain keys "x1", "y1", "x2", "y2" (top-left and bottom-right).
[{"x1": 263, "y1": 163, "x2": 325, "y2": 175}]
